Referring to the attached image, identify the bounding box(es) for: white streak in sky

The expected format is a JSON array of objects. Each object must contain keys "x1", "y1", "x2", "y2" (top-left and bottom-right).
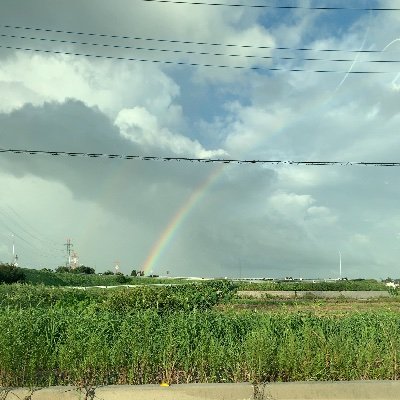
[
  {"x1": 382, "y1": 39, "x2": 400, "y2": 86},
  {"x1": 333, "y1": 33, "x2": 368, "y2": 93},
  {"x1": 382, "y1": 38, "x2": 400, "y2": 51},
  {"x1": 333, "y1": 5, "x2": 372, "y2": 93}
]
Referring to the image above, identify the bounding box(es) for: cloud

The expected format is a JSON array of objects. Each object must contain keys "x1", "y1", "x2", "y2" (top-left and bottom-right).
[
  {"x1": 115, "y1": 106, "x2": 226, "y2": 157},
  {"x1": 0, "y1": 53, "x2": 181, "y2": 119}
]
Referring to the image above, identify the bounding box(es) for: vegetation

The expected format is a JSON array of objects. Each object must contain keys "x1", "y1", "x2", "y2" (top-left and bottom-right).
[
  {"x1": 0, "y1": 305, "x2": 399, "y2": 386},
  {"x1": 224, "y1": 295, "x2": 400, "y2": 315},
  {"x1": 20, "y1": 267, "x2": 188, "y2": 287},
  {"x1": 0, "y1": 274, "x2": 396, "y2": 388},
  {"x1": 0, "y1": 281, "x2": 236, "y2": 312},
  {"x1": 237, "y1": 279, "x2": 387, "y2": 291},
  {"x1": 0, "y1": 263, "x2": 25, "y2": 284}
]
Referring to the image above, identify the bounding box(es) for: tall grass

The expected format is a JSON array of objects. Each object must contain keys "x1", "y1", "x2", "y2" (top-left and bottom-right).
[
  {"x1": 0, "y1": 307, "x2": 399, "y2": 386},
  {"x1": 0, "y1": 281, "x2": 236, "y2": 311},
  {"x1": 237, "y1": 280, "x2": 387, "y2": 291}
]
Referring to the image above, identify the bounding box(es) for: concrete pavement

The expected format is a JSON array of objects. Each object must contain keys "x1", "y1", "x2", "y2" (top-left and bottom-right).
[
  {"x1": 6, "y1": 381, "x2": 400, "y2": 400},
  {"x1": 238, "y1": 290, "x2": 391, "y2": 299}
]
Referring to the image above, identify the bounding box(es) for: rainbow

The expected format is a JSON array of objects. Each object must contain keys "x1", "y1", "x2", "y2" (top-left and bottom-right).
[
  {"x1": 140, "y1": 74, "x2": 350, "y2": 275},
  {"x1": 141, "y1": 164, "x2": 224, "y2": 274}
]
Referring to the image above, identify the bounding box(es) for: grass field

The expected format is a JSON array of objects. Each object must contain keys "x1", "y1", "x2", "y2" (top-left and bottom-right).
[{"x1": 0, "y1": 282, "x2": 399, "y2": 387}]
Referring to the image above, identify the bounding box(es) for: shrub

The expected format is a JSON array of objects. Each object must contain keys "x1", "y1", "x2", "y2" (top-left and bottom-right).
[
  {"x1": 72, "y1": 266, "x2": 95, "y2": 275},
  {"x1": 115, "y1": 274, "x2": 129, "y2": 284},
  {"x1": 55, "y1": 266, "x2": 70, "y2": 273}
]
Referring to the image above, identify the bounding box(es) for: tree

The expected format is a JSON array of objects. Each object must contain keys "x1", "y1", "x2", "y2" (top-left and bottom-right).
[
  {"x1": 103, "y1": 270, "x2": 114, "y2": 275},
  {"x1": 131, "y1": 269, "x2": 144, "y2": 277},
  {"x1": 0, "y1": 263, "x2": 25, "y2": 284},
  {"x1": 55, "y1": 266, "x2": 71, "y2": 273},
  {"x1": 72, "y1": 265, "x2": 95, "y2": 274}
]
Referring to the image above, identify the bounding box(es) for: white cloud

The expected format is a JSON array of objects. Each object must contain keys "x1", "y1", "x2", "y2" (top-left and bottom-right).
[
  {"x1": 0, "y1": 53, "x2": 180, "y2": 119},
  {"x1": 350, "y1": 234, "x2": 370, "y2": 245},
  {"x1": 267, "y1": 191, "x2": 314, "y2": 221},
  {"x1": 115, "y1": 106, "x2": 226, "y2": 157}
]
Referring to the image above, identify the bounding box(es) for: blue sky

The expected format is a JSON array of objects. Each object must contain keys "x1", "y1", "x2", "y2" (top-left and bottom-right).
[{"x1": 0, "y1": 0, "x2": 400, "y2": 279}]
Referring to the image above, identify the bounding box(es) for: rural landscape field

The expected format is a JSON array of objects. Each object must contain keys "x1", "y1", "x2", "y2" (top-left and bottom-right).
[
  {"x1": 1, "y1": 264, "x2": 399, "y2": 392},
  {"x1": 1, "y1": 0, "x2": 400, "y2": 399}
]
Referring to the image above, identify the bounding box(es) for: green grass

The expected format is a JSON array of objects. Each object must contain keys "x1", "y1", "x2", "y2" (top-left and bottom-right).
[
  {"x1": 1, "y1": 283, "x2": 398, "y2": 387},
  {"x1": 237, "y1": 279, "x2": 387, "y2": 291},
  {"x1": 0, "y1": 307, "x2": 399, "y2": 386},
  {"x1": 21, "y1": 268, "x2": 189, "y2": 287},
  {"x1": 0, "y1": 281, "x2": 236, "y2": 311}
]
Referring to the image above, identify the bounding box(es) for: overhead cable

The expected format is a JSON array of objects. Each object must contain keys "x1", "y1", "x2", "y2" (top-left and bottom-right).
[
  {"x1": 2, "y1": 33, "x2": 400, "y2": 64},
  {"x1": 0, "y1": 24, "x2": 393, "y2": 54},
  {"x1": 0, "y1": 44, "x2": 388, "y2": 73},
  {"x1": 140, "y1": 0, "x2": 400, "y2": 11},
  {"x1": 0, "y1": 148, "x2": 399, "y2": 167}
]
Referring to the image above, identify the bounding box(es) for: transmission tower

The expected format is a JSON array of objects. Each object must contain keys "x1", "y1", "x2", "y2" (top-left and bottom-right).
[{"x1": 64, "y1": 239, "x2": 73, "y2": 268}]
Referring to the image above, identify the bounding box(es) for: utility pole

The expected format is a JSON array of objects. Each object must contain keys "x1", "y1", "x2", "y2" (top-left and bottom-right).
[
  {"x1": 10, "y1": 233, "x2": 18, "y2": 266},
  {"x1": 339, "y1": 250, "x2": 342, "y2": 280}
]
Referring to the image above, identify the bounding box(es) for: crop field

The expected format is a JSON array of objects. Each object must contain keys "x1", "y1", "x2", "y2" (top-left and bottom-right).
[{"x1": 0, "y1": 282, "x2": 399, "y2": 388}]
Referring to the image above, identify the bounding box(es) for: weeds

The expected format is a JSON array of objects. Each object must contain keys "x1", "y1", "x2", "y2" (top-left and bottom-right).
[{"x1": 0, "y1": 284, "x2": 399, "y2": 386}]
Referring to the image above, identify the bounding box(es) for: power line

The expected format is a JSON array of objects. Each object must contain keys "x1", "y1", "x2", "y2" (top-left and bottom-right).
[
  {"x1": 140, "y1": 0, "x2": 400, "y2": 11},
  {"x1": 0, "y1": 44, "x2": 389, "y2": 73},
  {"x1": 0, "y1": 148, "x2": 399, "y2": 167},
  {"x1": 0, "y1": 24, "x2": 393, "y2": 54},
  {"x1": 2, "y1": 33, "x2": 400, "y2": 64}
]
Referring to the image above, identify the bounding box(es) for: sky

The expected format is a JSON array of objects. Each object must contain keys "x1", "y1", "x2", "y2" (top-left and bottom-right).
[{"x1": 0, "y1": 0, "x2": 400, "y2": 279}]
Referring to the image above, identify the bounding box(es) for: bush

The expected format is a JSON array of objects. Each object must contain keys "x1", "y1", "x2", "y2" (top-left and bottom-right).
[
  {"x1": 0, "y1": 264, "x2": 25, "y2": 284},
  {"x1": 55, "y1": 266, "x2": 70, "y2": 273},
  {"x1": 103, "y1": 270, "x2": 114, "y2": 275},
  {"x1": 115, "y1": 274, "x2": 129, "y2": 284},
  {"x1": 72, "y1": 266, "x2": 95, "y2": 275}
]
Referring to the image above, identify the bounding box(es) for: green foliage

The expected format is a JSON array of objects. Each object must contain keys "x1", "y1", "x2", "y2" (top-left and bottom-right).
[
  {"x1": 0, "y1": 264, "x2": 25, "y2": 284},
  {"x1": 55, "y1": 265, "x2": 95, "y2": 274},
  {"x1": 115, "y1": 274, "x2": 129, "y2": 284},
  {"x1": 237, "y1": 279, "x2": 387, "y2": 291},
  {"x1": 72, "y1": 265, "x2": 95, "y2": 274},
  {"x1": 0, "y1": 281, "x2": 237, "y2": 312},
  {"x1": 103, "y1": 270, "x2": 114, "y2": 275},
  {"x1": 21, "y1": 267, "x2": 188, "y2": 286},
  {"x1": 0, "y1": 306, "x2": 399, "y2": 386},
  {"x1": 55, "y1": 266, "x2": 70, "y2": 273}
]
